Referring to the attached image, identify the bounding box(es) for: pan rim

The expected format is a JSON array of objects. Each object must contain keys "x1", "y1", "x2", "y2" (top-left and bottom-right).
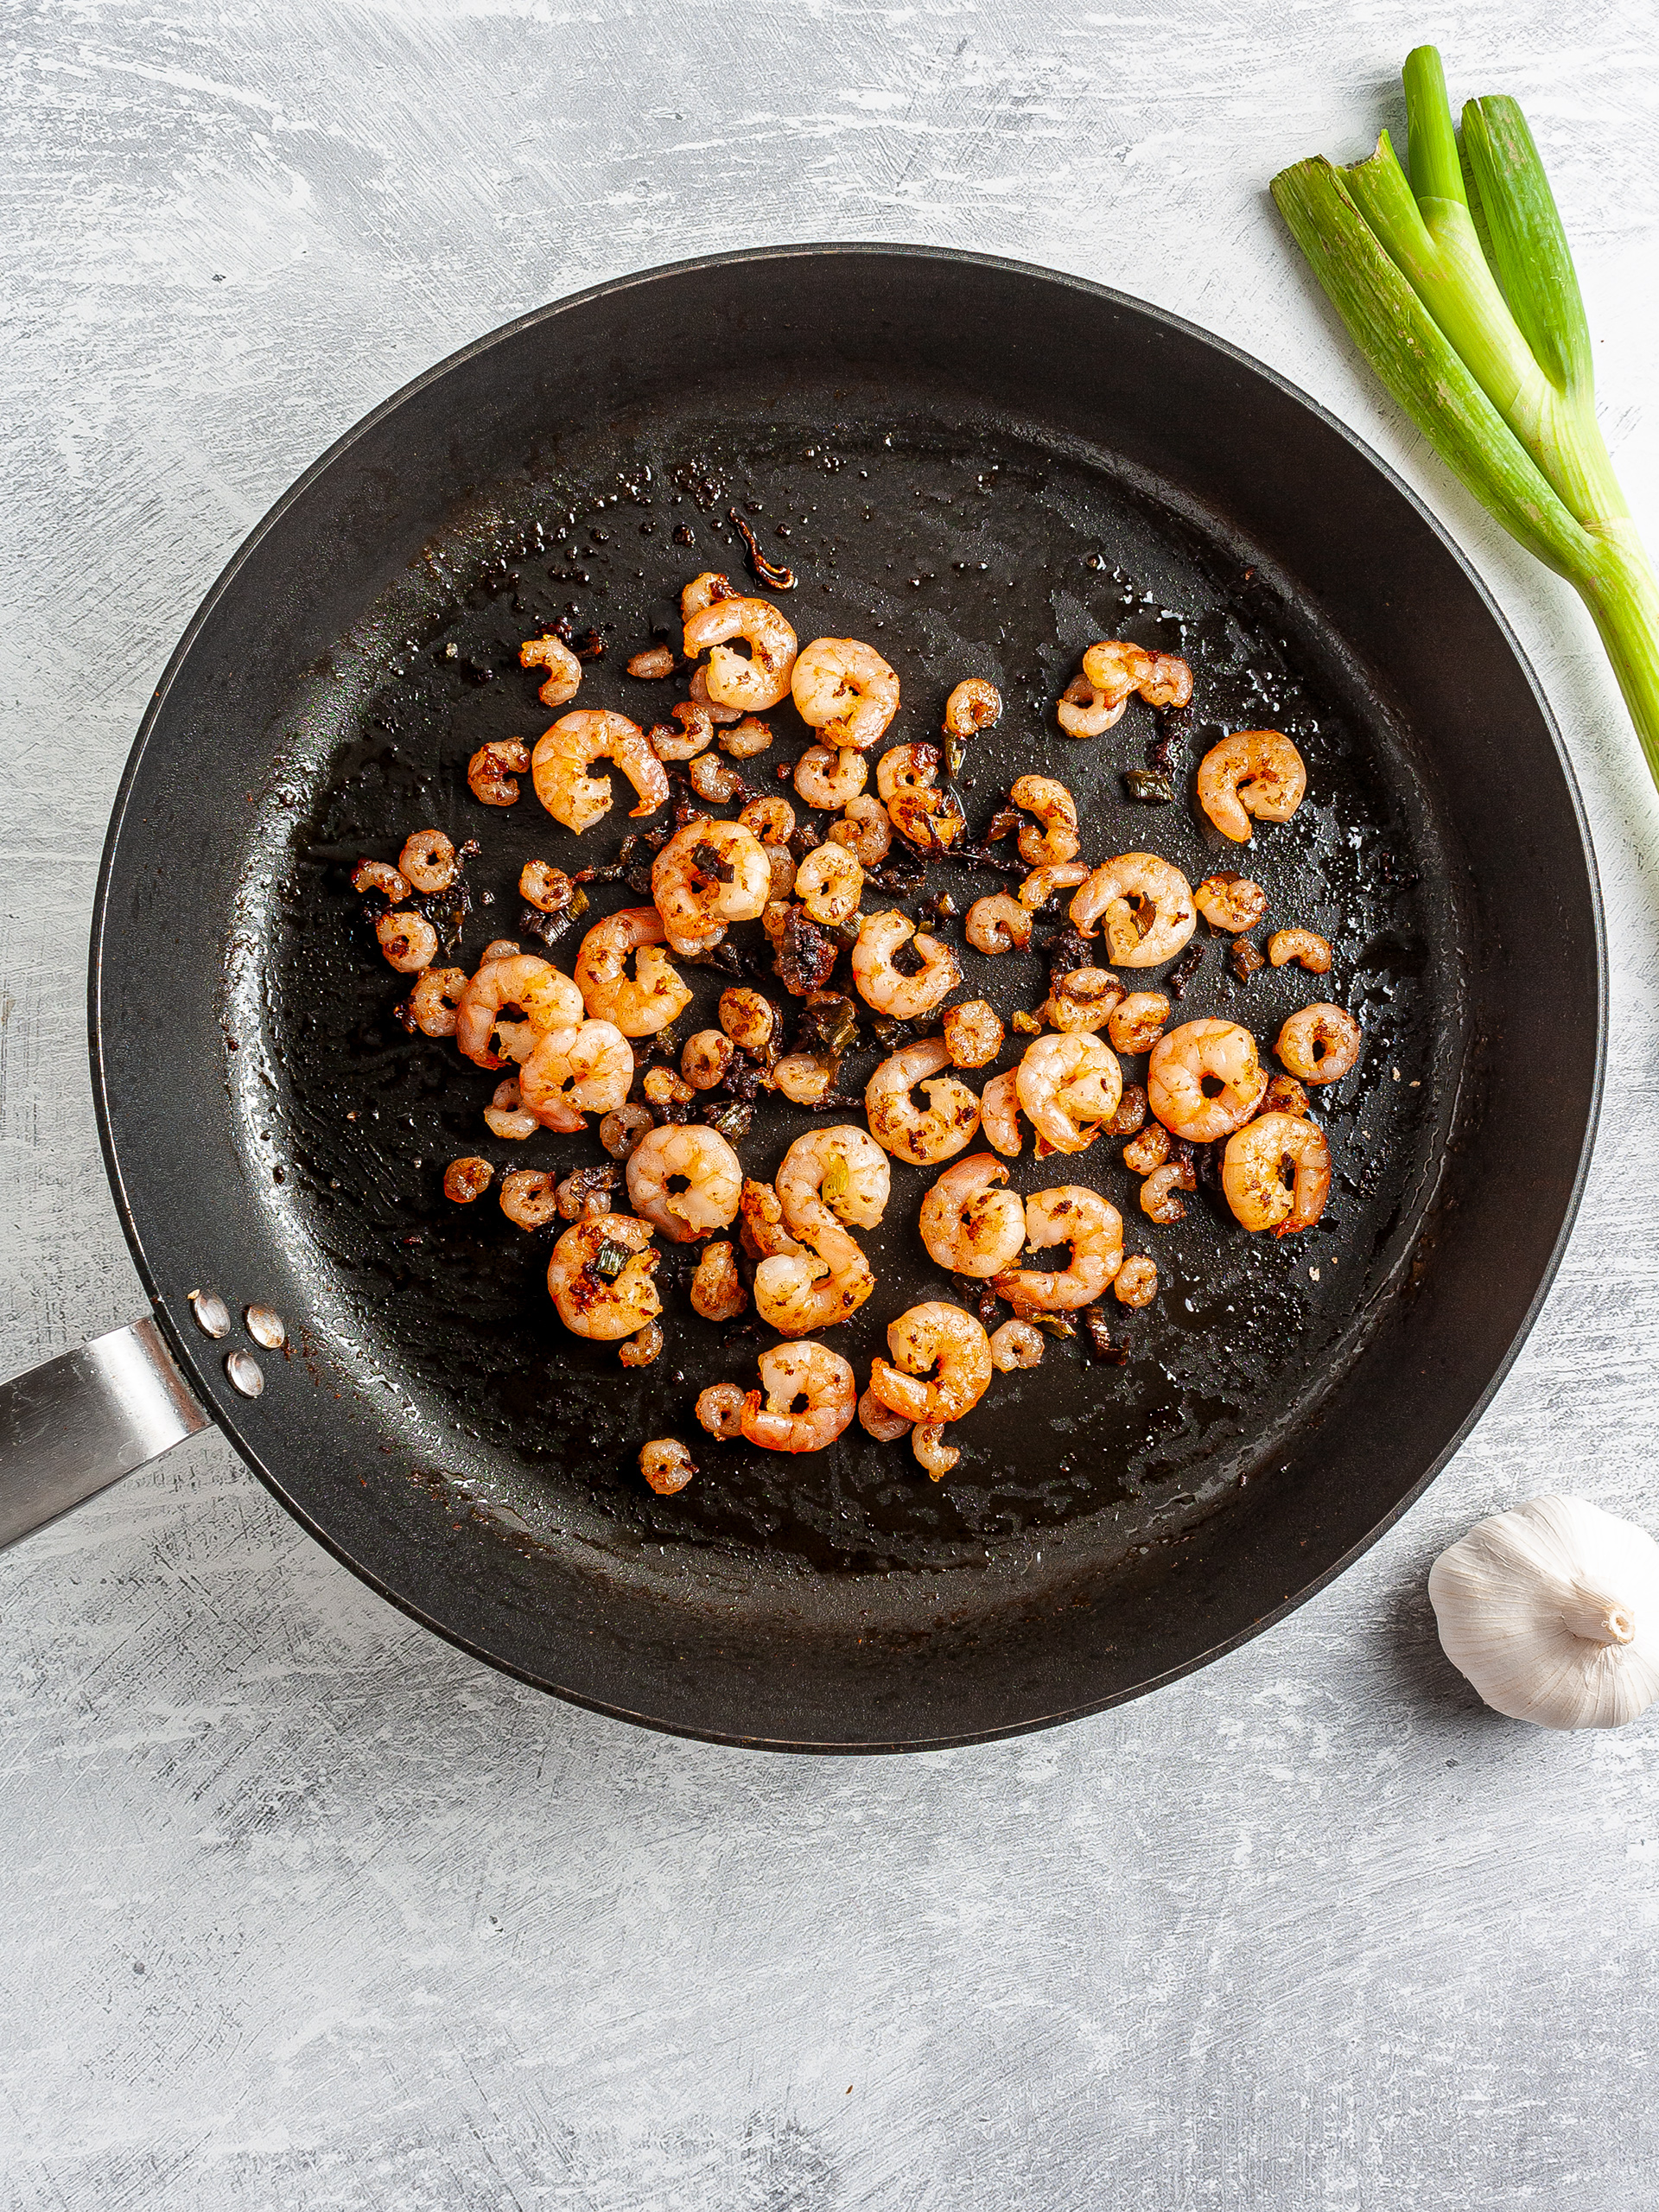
[{"x1": 87, "y1": 240, "x2": 1607, "y2": 1750}]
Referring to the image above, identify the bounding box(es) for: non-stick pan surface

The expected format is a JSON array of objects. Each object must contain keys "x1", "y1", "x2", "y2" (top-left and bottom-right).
[{"x1": 92, "y1": 246, "x2": 1602, "y2": 1749}]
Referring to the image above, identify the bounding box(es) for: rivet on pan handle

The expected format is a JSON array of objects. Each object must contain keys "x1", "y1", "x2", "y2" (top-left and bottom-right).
[{"x1": 0, "y1": 1318, "x2": 213, "y2": 1550}]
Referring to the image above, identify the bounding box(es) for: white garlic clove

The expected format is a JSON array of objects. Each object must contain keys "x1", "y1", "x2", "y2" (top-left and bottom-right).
[{"x1": 1428, "y1": 1495, "x2": 1659, "y2": 1731}]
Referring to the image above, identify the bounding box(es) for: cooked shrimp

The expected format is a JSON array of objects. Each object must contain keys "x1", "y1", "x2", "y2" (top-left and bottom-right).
[
  {"x1": 639, "y1": 1437, "x2": 696, "y2": 1494},
  {"x1": 1263, "y1": 1073, "x2": 1313, "y2": 1118},
  {"x1": 682, "y1": 571, "x2": 738, "y2": 620},
  {"x1": 918, "y1": 1154, "x2": 1026, "y2": 1278},
  {"x1": 455, "y1": 955, "x2": 584, "y2": 1070},
  {"x1": 1196, "y1": 728, "x2": 1307, "y2": 842},
  {"x1": 720, "y1": 715, "x2": 773, "y2": 759},
  {"x1": 738, "y1": 1176, "x2": 798, "y2": 1262},
  {"x1": 1009, "y1": 775, "x2": 1080, "y2": 866},
  {"x1": 795, "y1": 842, "x2": 864, "y2": 926},
  {"x1": 546, "y1": 1214, "x2": 661, "y2": 1340},
  {"x1": 719, "y1": 986, "x2": 777, "y2": 1058},
  {"x1": 1046, "y1": 968, "x2": 1124, "y2": 1034},
  {"x1": 791, "y1": 638, "x2": 899, "y2": 751},
  {"x1": 687, "y1": 664, "x2": 742, "y2": 724},
  {"x1": 1122, "y1": 1121, "x2": 1171, "y2": 1175},
  {"x1": 483, "y1": 1076, "x2": 540, "y2": 1141},
  {"x1": 468, "y1": 738, "x2": 531, "y2": 807},
  {"x1": 651, "y1": 818, "x2": 771, "y2": 954},
  {"x1": 520, "y1": 632, "x2": 582, "y2": 708},
  {"x1": 681, "y1": 1029, "x2": 734, "y2": 1090},
  {"x1": 753, "y1": 1126, "x2": 888, "y2": 1335},
  {"x1": 1015, "y1": 1033, "x2": 1122, "y2": 1154},
  {"x1": 988, "y1": 1318, "x2": 1045, "y2": 1372},
  {"x1": 1084, "y1": 640, "x2": 1192, "y2": 708},
  {"x1": 480, "y1": 938, "x2": 522, "y2": 965},
  {"x1": 1194, "y1": 871, "x2": 1268, "y2": 932},
  {"x1": 912, "y1": 1423, "x2": 959, "y2": 1480},
  {"x1": 994, "y1": 1186, "x2": 1124, "y2": 1312},
  {"x1": 1020, "y1": 861, "x2": 1090, "y2": 912},
  {"x1": 794, "y1": 744, "x2": 868, "y2": 810},
  {"x1": 1268, "y1": 927, "x2": 1332, "y2": 974},
  {"x1": 943, "y1": 678, "x2": 1002, "y2": 738},
  {"x1": 574, "y1": 906, "x2": 692, "y2": 1037},
  {"x1": 868, "y1": 1301, "x2": 993, "y2": 1423},
  {"x1": 352, "y1": 857, "x2": 410, "y2": 901},
  {"x1": 626, "y1": 1123, "x2": 742, "y2": 1242},
  {"x1": 965, "y1": 893, "x2": 1033, "y2": 956},
  {"x1": 1223, "y1": 1111, "x2": 1332, "y2": 1234},
  {"x1": 858, "y1": 1387, "x2": 912, "y2": 1442},
  {"x1": 443, "y1": 1156, "x2": 493, "y2": 1204},
  {"x1": 397, "y1": 829, "x2": 456, "y2": 894},
  {"x1": 850, "y1": 909, "x2": 961, "y2": 1020},
  {"x1": 683, "y1": 595, "x2": 798, "y2": 712},
  {"x1": 690, "y1": 1240, "x2": 747, "y2": 1322},
  {"x1": 410, "y1": 965, "x2": 467, "y2": 1038},
  {"x1": 769, "y1": 1053, "x2": 830, "y2": 1105},
  {"x1": 864, "y1": 1039, "x2": 981, "y2": 1166},
  {"x1": 740, "y1": 795, "x2": 795, "y2": 844},
  {"x1": 1056, "y1": 640, "x2": 1192, "y2": 737},
  {"x1": 627, "y1": 645, "x2": 677, "y2": 681},
  {"x1": 532, "y1": 709, "x2": 669, "y2": 834},
  {"x1": 978, "y1": 1068, "x2": 1025, "y2": 1158},
  {"x1": 1147, "y1": 1018, "x2": 1268, "y2": 1141},
  {"x1": 1276, "y1": 1003, "x2": 1361, "y2": 1084},
  {"x1": 941, "y1": 1000, "x2": 1003, "y2": 1069},
  {"x1": 518, "y1": 1018, "x2": 633, "y2": 1132},
  {"x1": 1070, "y1": 854, "x2": 1197, "y2": 966},
  {"x1": 620, "y1": 1321, "x2": 664, "y2": 1369},
  {"x1": 376, "y1": 910, "x2": 435, "y2": 972},
  {"x1": 499, "y1": 1168, "x2": 561, "y2": 1231},
  {"x1": 1141, "y1": 1158, "x2": 1195, "y2": 1223},
  {"x1": 641, "y1": 1066, "x2": 694, "y2": 1109},
  {"x1": 875, "y1": 742, "x2": 964, "y2": 851},
  {"x1": 1109, "y1": 1083, "x2": 1148, "y2": 1137},
  {"x1": 556, "y1": 1165, "x2": 617, "y2": 1221},
  {"x1": 696, "y1": 1382, "x2": 747, "y2": 1440},
  {"x1": 1108, "y1": 991, "x2": 1170, "y2": 1053},
  {"x1": 741, "y1": 1342, "x2": 857, "y2": 1453},
  {"x1": 520, "y1": 861, "x2": 581, "y2": 918},
  {"x1": 648, "y1": 699, "x2": 720, "y2": 763},
  {"x1": 829, "y1": 795, "x2": 891, "y2": 867},
  {"x1": 1114, "y1": 1254, "x2": 1159, "y2": 1307},
  {"x1": 600, "y1": 1103, "x2": 652, "y2": 1160}
]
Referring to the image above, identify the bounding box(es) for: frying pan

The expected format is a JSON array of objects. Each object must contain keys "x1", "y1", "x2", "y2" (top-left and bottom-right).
[{"x1": 0, "y1": 245, "x2": 1602, "y2": 1750}]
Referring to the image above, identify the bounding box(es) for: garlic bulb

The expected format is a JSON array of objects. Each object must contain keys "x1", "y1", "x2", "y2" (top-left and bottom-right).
[{"x1": 1428, "y1": 1496, "x2": 1659, "y2": 1730}]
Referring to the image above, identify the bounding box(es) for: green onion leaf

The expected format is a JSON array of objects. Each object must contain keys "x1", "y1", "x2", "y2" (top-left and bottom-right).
[{"x1": 1459, "y1": 94, "x2": 1593, "y2": 406}]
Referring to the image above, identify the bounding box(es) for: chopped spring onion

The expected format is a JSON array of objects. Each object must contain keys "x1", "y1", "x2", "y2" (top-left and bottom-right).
[{"x1": 1272, "y1": 46, "x2": 1659, "y2": 790}]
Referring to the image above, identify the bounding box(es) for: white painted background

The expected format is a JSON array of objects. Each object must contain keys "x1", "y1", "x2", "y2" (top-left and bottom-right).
[{"x1": 3, "y1": 2, "x2": 1657, "y2": 2203}]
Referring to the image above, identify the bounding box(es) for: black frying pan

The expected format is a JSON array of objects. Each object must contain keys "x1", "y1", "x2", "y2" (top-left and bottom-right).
[{"x1": 0, "y1": 246, "x2": 1602, "y2": 1750}]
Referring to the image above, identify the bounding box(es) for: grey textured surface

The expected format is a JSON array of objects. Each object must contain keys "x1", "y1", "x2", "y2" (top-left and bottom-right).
[{"x1": 3, "y1": 2, "x2": 1658, "y2": 2203}]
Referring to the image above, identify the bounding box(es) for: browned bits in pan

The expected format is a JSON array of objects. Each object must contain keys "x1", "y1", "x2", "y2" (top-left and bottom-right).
[
  {"x1": 728, "y1": 508, "x2": 796, "y2": 590},
  {"x1": 442, "y1": 1156, "x2": 493, "y2": 1205},
  {"x1": 1268, "y1": 927, "x2": 1333, "y2": 974},
  {"x1": 468, "y1": 738, "x2": 531, "y2": 807},
  {"x1": 1230, "y1": 938, "x2": 1267, "y2": 983},
  {"x1": 1080, "y1": 1306, "x2": 1128, "y2": 1363}
]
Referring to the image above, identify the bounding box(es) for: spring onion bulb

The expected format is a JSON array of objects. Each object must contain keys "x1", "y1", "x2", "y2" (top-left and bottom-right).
[{"x1": 1272, "y1": 47, "x2": 1659, "y2": 791}]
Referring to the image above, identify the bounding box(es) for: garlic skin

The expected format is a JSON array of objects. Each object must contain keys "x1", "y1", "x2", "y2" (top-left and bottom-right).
[{"x1": 1428, "y1": 1497, "x2": 1659, "y2": 1730}]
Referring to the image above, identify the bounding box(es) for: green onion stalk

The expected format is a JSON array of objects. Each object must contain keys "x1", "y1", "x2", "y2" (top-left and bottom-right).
[{"x1": 1272, "y1": 46, "x2": 1659, "y2": 791}]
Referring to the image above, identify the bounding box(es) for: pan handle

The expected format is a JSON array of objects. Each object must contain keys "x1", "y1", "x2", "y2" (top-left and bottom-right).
[{"x1": 0, "y1": 1318, "x2": 212, "y2": 1548}]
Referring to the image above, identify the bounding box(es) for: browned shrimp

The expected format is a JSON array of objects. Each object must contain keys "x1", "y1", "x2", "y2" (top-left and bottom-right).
[
  {"x1": 1276, "y1": 1003, "x2": 1361, "y2": 1084},
  {"x1": 1222, "y1": 1111, "x2": 1332, "y2": 1234},
  {"x1": 1196, "y1": 729, "x2": 1306, "y2": 842},
  {"x1": 468, "y1": 739, "x2": 531, "y2": 807}
]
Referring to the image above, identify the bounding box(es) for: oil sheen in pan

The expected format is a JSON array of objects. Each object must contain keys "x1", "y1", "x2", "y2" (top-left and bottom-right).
[{"x1": 233, "y1": 407, "x2": 1468, "y2": 1579}]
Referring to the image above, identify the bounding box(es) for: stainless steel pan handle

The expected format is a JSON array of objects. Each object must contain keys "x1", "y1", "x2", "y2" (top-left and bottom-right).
[{"x1": 0, "y1": 1319, "x2": 212, "y2": 1548}]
